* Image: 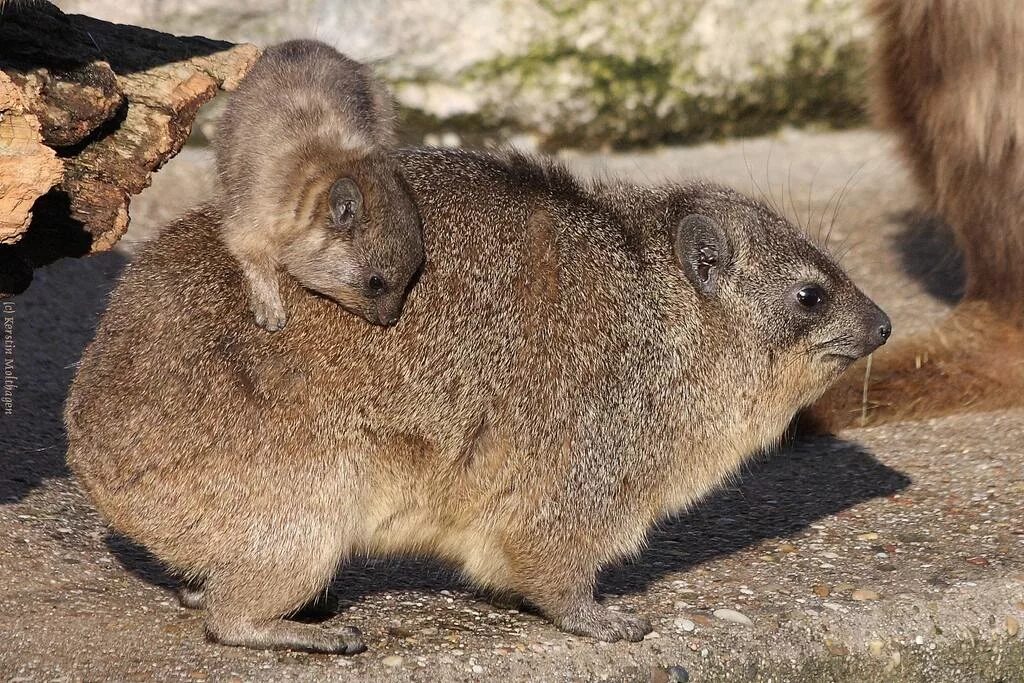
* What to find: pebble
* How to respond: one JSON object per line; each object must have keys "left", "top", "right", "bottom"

{"left": 851, "top": 589, "right": 881, "bottom": 601}
{"left": 868, "top": 640, "right": 885, "bottom": 657}
{"left": 712, "top": 608, "right": 753, "bottom": 626}
{"left": 666, "top": 665, "right": 690, "bottom": 682}
{"left": 812, "top": 584, "right": 831, "bottom": 598}
{"left": 674, "top": 618, "right": 696, "bottom": 632}
{"left": 857, "top": 532, "right": 879, "bottom": 541}
{"left": 381, "top": 655, "right": 404, "bottom": 668}
{"left": 1007, "top": 616, "right": 1020, "bottom": 637}
{"left": 471, "top": 665, "right": 484, "bottom": 674}
{"left": 778, "top": 543, "right": 798, "bottom": 553}
{"left": 644, "top": 631, "right": 661, "bottom": 640}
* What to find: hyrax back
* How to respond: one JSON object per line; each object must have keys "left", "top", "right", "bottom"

{"left": 66, "top": 148, "right": 889, "bottom": 653}
{"left": 215, "top": 39, "right": 422, "bottom": 331}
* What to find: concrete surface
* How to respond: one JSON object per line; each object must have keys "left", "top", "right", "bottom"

{"left": 1, "top": 129, "right": 1021, "bottom": 681}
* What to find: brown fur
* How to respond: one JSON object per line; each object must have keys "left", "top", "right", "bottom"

{"left": 65, "top": 148, "right": 888, "bottom": 653}
{"left": 806, "top": 0, "right": 1024, "bottom": 430}
{"left": 215, "top": 39, "right": 423, "bottom": 331}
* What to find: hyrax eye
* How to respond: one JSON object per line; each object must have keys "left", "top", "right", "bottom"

{"left": 367, "top": 275, "right": 386, "bottom": 294}
{"left": 796, "top": 285, "right": 826, "bottom": 309}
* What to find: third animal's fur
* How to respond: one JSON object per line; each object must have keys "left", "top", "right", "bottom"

{"left": 869, "top": 0, "right": 1024, "bottom": 323}
{"left": 215, "top": 39, "right": 424, "bottom": 331}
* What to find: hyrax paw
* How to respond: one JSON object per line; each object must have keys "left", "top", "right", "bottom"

{"left": 556, "top": 604, "right": 652, "bottom": 642}
{"left": 250, "top": 298, "right": 287, "bottom": 332}
{"left": 300, "top": 625, "right": 365, "bottom": 654}
{"left": 178, "top": 586, "right": 205, "bottom": 610}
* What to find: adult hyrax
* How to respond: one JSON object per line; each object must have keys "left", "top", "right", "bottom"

{"left": 66, "top": 148, "right": 891, "bottom": 653}
{"left": 215, "top": 39, "right": 423, "bottom": 331}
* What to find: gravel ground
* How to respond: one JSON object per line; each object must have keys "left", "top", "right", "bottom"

{"left": 1, "top": 129, "right": 1021, "bottom": 682}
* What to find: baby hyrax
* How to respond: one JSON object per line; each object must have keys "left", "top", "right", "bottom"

{"left": 215, "top": 39, "right": 423, "bottom": 331}
{"left": 66, "top": 148, "right": 891, "bottom": 655}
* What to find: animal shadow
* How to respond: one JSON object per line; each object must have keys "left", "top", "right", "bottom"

{"left": 0, "top": 249, "right": 126, "bottom": 503}
{"left": 891, "top": 209, "right": 964, "bottom": 304}
{"left": 601, "top": 435, "right": 911, "bottom": 594}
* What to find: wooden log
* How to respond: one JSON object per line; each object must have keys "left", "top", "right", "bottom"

{"left": 0, "top": 0, "right": 258, "bottom": 295}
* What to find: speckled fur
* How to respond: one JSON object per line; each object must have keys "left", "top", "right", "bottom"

{"left": 66, "top": 148, "right": 886, "bottom": 652}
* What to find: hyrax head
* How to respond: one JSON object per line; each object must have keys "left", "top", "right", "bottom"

{"left": 669, "top": 184, "right": 891, "bottom": 407}
{"left": 281, "top": 151, "right": 424, "bottom": 326}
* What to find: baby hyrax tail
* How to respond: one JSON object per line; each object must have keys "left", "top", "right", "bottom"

{"left": 215, "top": 39, "right": 423, "bottom": 331}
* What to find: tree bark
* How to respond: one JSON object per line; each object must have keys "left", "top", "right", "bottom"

{"left": 0, "top": 0, "right": 258, "bottom": 295}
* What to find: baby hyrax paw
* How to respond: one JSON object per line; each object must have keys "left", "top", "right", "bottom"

{"left": 557, "top": 603, "right": 653, "bottom": 642}
{"left": 249, "top": 292, "right": 287, "bottom": 332}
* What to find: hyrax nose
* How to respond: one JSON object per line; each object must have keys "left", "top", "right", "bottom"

{"left": 866, "top": 307, "right": 892, "bottom": 352}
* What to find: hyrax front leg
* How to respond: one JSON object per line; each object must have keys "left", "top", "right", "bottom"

{"left": 508, "top": 549, "right": 652, "bottom": 642}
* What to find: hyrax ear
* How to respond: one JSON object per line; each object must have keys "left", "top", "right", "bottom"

{"left": 328, "top": 177, "right": 364, "bottom": 231}
{"left": 672, "top": 214, "right": 732, "bottom": 295}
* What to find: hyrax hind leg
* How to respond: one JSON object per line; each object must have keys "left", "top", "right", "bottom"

{"left": 201, "top": 556, "right": 364, "bottom": 654}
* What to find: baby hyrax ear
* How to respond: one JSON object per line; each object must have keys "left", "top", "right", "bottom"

{"left": 329, "top": 177, "right": 364, "bottom": 232}
{"left": 673, "top": 214, "right": 732, "bottom": 295}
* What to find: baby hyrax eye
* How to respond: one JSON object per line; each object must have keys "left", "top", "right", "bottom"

{"left": 367, "top": 274, "right": 387, "bottom": 295}
{"left": 795, "top": 284, "right": 827, "bottom": 311}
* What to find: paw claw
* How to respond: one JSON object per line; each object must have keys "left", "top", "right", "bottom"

{"left": 250, "top": 298, "right": 287, "bottom": 332}
{"left": 556, "top": 603, "right": 653, "bottom": 642}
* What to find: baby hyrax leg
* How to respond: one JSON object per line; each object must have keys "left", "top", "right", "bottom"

{"left": 236, "top": 250, "right": 287, "bottom": 332}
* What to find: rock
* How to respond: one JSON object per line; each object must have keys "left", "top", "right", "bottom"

{"left": 712, "top": 608, "right": 753, "bottom": 626}
{"left": 665, "top": 665, "right": 690, "bottom": 683}
{"left": 57, "top": 0, "right": 870, "bottom": 150}
{"left": 1007, "top": 616, "right": 1020, "bottom": 637}
{"left": 381, "top": 655, "right": 404, "bottom": 668}
{"left": 868, "top": 640, "right": 885, "bottom": 657}
{"left": 851, "top": 588, "right": 881, "bottom": 602}
{"left": 812, "top": 584, "right": 831, "bottom": 598}
{"left": 674, "top": 618, "right": 697, "bottom": 632}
